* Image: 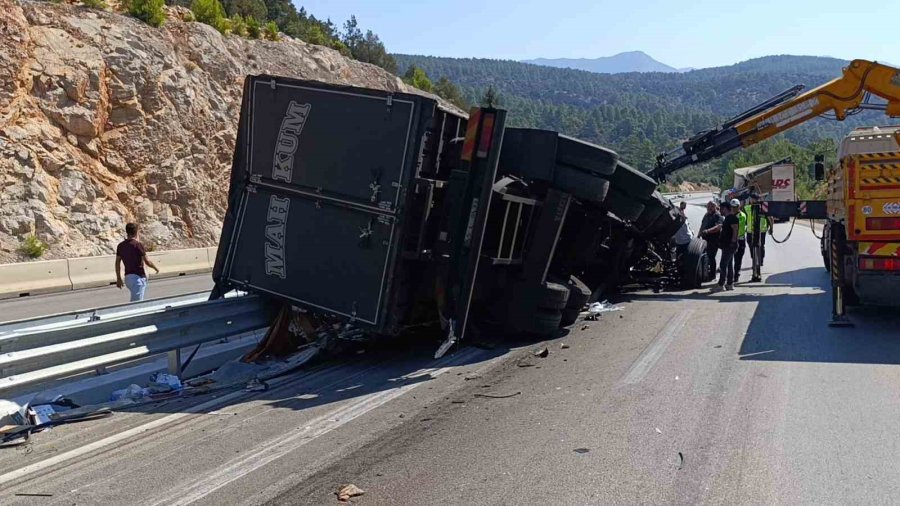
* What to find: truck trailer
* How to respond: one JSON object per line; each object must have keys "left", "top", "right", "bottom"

{"left": 210, "top": 75, "right": 699, "bottom": 351}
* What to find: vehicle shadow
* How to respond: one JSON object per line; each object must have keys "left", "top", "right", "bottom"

{"left": 737, "top": 267, "right": 900, "bottom": 364}
{"left": 620, "top": 266, "right": 900, "bottom": 365}
{"left": 110, "top": 331, "right": 524, "bottom": 417}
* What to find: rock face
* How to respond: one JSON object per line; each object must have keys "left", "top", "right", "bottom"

{"left": 0, "top": 0, "right": 437, "bottom": 262}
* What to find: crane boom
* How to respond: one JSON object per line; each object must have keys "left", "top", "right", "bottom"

{"left": 651, "top": 59, "right": 900, "bottom": 180}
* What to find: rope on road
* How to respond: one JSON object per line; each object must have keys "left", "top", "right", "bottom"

{"left": 770, "top": 217, "right": 797, "bottom": 244}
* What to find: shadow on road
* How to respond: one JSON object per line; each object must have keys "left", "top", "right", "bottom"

{"left": 738, "top": 267, "right": 900, "bottom": 364}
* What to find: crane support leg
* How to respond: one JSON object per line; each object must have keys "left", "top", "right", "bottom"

{"left": 828, "top": 224, "right": 854, "bottom": 327}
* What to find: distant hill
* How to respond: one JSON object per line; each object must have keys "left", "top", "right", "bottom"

{"left": 523, "top": 51, "right": 679, "bottom": 74}
{"left": 393, "top": 54, "right": 897, "bottom": 185}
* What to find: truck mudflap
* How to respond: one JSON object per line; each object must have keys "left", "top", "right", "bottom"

{"left": 212, "top": 75, "right": 436, "bottom": 333}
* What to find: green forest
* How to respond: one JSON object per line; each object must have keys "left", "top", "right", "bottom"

{"left": 394, "top": 54, "right": 899, "bottom": 194}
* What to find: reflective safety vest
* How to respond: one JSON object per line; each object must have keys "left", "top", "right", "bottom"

{"left": 745, "top": 204, "right": 769, "bottom": 233}
{"left": 736, "top": 210, "right": 747, "bottom": 238}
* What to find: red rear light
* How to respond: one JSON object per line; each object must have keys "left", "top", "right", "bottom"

{"left": 866, "top": 217, "right": 900, "bottom": 231}
{"left": 476, "top": 113, "right": 495, "bottom": 159}
{"left": 859, "top": 256, "right": 900, "bottom": 271}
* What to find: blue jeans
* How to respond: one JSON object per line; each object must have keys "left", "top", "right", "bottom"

{"left": 124, "top": 274, "right": 147, "bottom": 301}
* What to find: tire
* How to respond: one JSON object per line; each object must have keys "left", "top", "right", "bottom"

{"left": 507, "top": 307, "right": 563, "bottom": 337}
{"left": 604, "top": 161, "right": 657, "bottom": 199}
{"left": 556, "top": 135, "right": 618, "bottom": 176}
{"left": 564, "top": 276, "right": 591, "bottom": 310}
{"left": 602, "top": 189, "right": 645, "bottom": 222}
{"left": 509, "top": 280, "right": 570, "bottom": 310}
{"left": 681, "top": 238, "right": 707, "bottom": 288}
{"left": 553, "top": 165, "right": 611, "bottom": 203}
{"left": 560, "top": 307, "right": 581, "bottom": 327}
{"left": 634, "top": 192, "right": 668, "bottom": 231}
{"left": 497, "top": 128, "right": 557, "bottom": 182}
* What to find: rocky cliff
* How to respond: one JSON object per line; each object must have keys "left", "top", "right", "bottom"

{"left": 0, "top": 0, "right": 434, "bottom": 262}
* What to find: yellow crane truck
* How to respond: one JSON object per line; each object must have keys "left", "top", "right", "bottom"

{"left": 650, "top": 59, "right": 900, "bottom": 326}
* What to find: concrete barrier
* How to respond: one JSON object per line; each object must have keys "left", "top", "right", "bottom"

{"left": 205, "top": 246, "right": 219, "bottom": 270}
{"left": 68, "top": 254, "right": 117, "bottom": 290}
{"left": 0, "top": 259, "right": 72, "bottom": 299}
{"left": 147, "top": 248, "right": 211, "bottom": 279}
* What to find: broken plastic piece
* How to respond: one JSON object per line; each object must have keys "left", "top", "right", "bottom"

{"left": 337, "top": 484, "right": 365, "bottom": 502}
{"left": 534, "top": 347, "right": 549, "bottom": 358}
{"left": 560, "top": 343, "right": 570, "bottom": 349}
{"left": 573, "top": 448, "right": 590, "bottom": 454}
{"left": 587, "top": 300, "right": 624, "bottom": 315}
{"left": 109, "top": 384, "right": 149, "bottom": 402}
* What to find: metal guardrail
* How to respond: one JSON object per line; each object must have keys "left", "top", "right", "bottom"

{"left": 0, "top": 295, "right": 270, "bottom": 392}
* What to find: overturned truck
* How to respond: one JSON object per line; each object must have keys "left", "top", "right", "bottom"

{"left": 211, "top": 76, "right": 704, "bottom": 347}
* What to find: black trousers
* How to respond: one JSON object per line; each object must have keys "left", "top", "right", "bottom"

{"left": 704, "top": 234, "right": 720, "bottom": 278}
{"left": 734, "top": 238, "right": 746, "bottom": 278}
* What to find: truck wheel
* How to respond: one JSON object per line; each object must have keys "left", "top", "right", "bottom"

{"left": 553, "top": 165, "right": 610, "bottom": 203}
{"left": 602, "top": 189, "right": 645, "bottom": 222}
{"left": 559, "top": 276, "right": 590, "bottom": 326}
{"left": 603, "top": 161, "right": 657, "bottom": 199}
{"left": 509, "top": 280, "right": 571, "bottom": 311}
{"left": 681, "top": 238, "right": 707, "bottom": 288}
{"left": 634, "top": 192, "right": 667, "bottom": 231}
{"left": 556, "top": 135, "right": 618, "bottom": 176}
{"left": 508, "top": 308, "right": 563, "bottom": 337}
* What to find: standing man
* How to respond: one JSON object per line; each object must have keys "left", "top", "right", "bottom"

{"left": 747, "top": 194, "right": 772, "bottom": 281}
{"left": 115, "top": 222, "right": 159, "bottom": 302}
{"left": 699, "top": 201, "right": 723, "bottom": 280}
{"left": 678, "top": 200, "right": 688, "bottom": 216}
{"left": 732, "top": 198, "right": 747, "bottom": 283}
{"left": 711, "top": 201, "right": 739, "bottom": 292}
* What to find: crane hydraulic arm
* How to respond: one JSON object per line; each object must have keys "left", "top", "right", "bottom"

{"left": 651, "top": 59, "right": 900, "bottom": 180}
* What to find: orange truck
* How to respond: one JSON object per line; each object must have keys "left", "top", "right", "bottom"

{"left": 821, "top": 126, "right": 900, "bottom": 322}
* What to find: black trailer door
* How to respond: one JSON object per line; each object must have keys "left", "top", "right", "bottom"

{"left": 246, "top": 79, "right": 417, "bottom": 209}
{"left": 218, "top": 76, "right": 434, "bottom": 328}
{"left": 226, "top": 186, "right": 394, "bottom": 324}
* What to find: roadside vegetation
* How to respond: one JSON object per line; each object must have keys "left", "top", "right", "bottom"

{"left": 19, "top": 234, "right": 48, "bottom": 259}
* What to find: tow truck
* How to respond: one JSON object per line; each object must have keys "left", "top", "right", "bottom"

{"left": 651, "top": 59, "right": 900, "bottom": 325}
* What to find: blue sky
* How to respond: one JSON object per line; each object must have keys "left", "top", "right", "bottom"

{"left": 300, "top": 0, "right": 896, "bottom": 69}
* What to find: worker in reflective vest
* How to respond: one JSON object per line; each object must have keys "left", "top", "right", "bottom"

{"left": 732, "top": 198, "right": 747, "bottom": 282}
{"left": 746, "top": 194, "right": 772, "bottom": 281}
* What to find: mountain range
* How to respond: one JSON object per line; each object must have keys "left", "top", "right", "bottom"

{"left": 394, "top": 54, "right": 898, "bottom": 184}
{"left": 523, "top": 51, "right": 691, "bottom": 74}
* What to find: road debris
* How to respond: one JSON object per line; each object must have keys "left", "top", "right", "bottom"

{"left": 464, "top": 374, "right": 483, "bottom": 381}
{"left": 14, "top": 493, "right": 53, "bottom": 497}
{"left": 573, "top": 448, "right": 591, "bottom": 454}
{"left": 148, "top": 372, "right": 183, "bottom": 393}
{"left": 655, "top": 427, "right": 662, "bottom": 434}
{"left": 474, "top": 392, "right": 521, "bottom": 399}
{"left": 581, "top": 325, "right": 590, "bottom": 331}
{"left": 336, "top": 484, "right": 365, "bottom": 502}
{"left": 534, "top": 347, "right": 550, "bottom": 358}
{"left": 516, "top": 360, "right": 536, "bottom": 368}
{"left": 245, "top": 379, "right": 269, "bottom": 392}
{"left": 582, "top": 300, "right": 623, "bottom": 321}
{"left": 560, "top": 343, "right": 570, "bottom": 349}
{"left": 0, "top": 400, "right": 27, "bottom": 426}
{"left": 676, "top": 452, "right": 684, "bottom": 469}
{"left": 109, "top": 384, "right": 149, "bottom": 402}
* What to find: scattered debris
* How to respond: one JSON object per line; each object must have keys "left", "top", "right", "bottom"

{"left": 714, "top": 345, "right": 722, "bottom": 348}
{"left": 336, "top": 484, "right": 365, "bottom": 502}
{"left": 582, "top": 300, "right": 624, "bottom": 321}
{"left": 573, "top": 448, "right": 590, "bottom": 454}
{"left": 28, "top": 405, "right": 56, "bottom": 426}
{"left": 655, "top": 427, "right": 662, "bottom": 434}
{"left": 148, "top": 373, "right": 183, "bottom": 393}
{"left": 516, "top": 360, "right": 536, "bottom": 368}
{"left": 474, "top": 392, "right": 521, "bottom": 399}
{"left": 534, "top": 347, "right": 549, "bottom": 358}
{"left": 560, "top": 343, "right": 570, "bottom": 349}
{"left": 245, "top": 379, "right": 269, "bottom": 392}
{"left": 14, "top": 493, "right": 53, "bottom": 497}
{"left": 676, "top": 452, "right": 684, "bottom": 469}
{"left": 581, "top": 325, "right": 590, "bottom": 331}
{"left": 0, "top": 400, "right": 27, "bottom": 426}
{"left": 109, "top": 384, "right": 149, "bottom": 402}
{"left": 207, "top": 411, "right": 237, "bottom": 416}
{"left": 464, "top": 374, "right": 482, "bottom": 381}
{"left": 451, "top": 400, "right": 466, "bottom": 404}
{"left": 675, "top": 376, "right": 679, "bottom": 380}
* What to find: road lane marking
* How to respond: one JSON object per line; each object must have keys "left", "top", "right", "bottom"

{"left": 621, "top": 309, "right": 693, "bottom": 385}
{"left": 146, "top": 347, "right": 485, "bottom": 506}
{"left": 0, "top": 361, "right": 349, "bottom": 487}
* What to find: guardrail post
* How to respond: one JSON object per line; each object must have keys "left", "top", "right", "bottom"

{"left": 168, "top": 349, "right": 183, "bottom": 377}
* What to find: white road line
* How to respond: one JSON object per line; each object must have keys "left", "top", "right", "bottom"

{"left": 621, "top": 309, "right": 693, "bottom": 385}
{"left": 146, "top": 347, "right": 484, "bottom": 506}
{"left": 0, "top": 362, "right": 339, "bottom": 487}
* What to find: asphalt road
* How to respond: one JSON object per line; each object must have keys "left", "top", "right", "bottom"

{"left": 4, "top": 195, "right": 900, "bottom": 505}
{"left": 0, "top": 273, "right": 214, "bottom": 322}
